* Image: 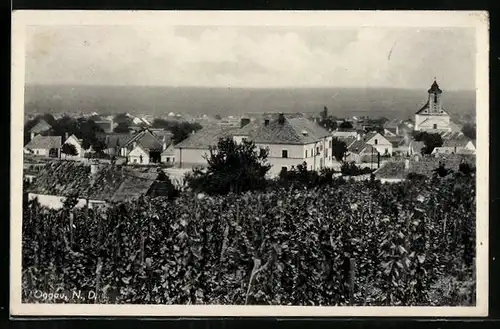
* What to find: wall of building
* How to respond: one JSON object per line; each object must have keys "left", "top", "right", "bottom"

{"left": 27, "top": 193, "right": 104, "bottom": 210}
{"left": 31, "top": 148, "right": 49, "bottom": 157}
{"left": 415, "top": 114, "right": 451, "bottom": 132}
{"left": 175, "top": 148, "right": 210, "bottom": 169}
{"left": 128, "top": 147, "right": 150, "bottom": 164}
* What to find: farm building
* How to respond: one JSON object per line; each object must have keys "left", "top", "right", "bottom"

{"left": 24, "top": 135, "right": 62, "bottom": 158}
{"left": 25, "top": 161, "right": 172, "bottom": 209}
{"left": 362, "top": 132, "right": 393, "bottom": 156}
{"left": 124, "top": 130, "right": 167, "bottom": 164}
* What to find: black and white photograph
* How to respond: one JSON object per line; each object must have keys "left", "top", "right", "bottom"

{"left": 10, "top": 11, "right": 489, "bottom": 317}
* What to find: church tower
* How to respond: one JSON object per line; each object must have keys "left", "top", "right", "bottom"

{"left": 414, "top": 79, "right": 451, "bottom": 132}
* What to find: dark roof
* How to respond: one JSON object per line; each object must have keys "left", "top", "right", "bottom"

{"left": 125, "top": 130, "right": 164, "bottom": 152}
{"left": 244, "top": 115, "right": 330, "bottom": 145}
{"left": 386, "top": 136, "right": 405, "bottom": 147}
{"left": 100, "top": 133, "right": 134, "bottom": 149}
{"left": 428, "top": 80, "right": 442, "bottom": 94}
{"left": 26, "top": 161, "right": 160, "bottom": 201}
{"left": 175, "top": 127, "right": 238, "bottom": 149}
{"left": 29, "top": 119, "right": 52, "bottom": 133}
{"left": 25, "top": 135, "right": 62, "bottom": 149}
{"left": 442, "top": 138, "right": 473, "bottom": 148}
{"left": 347, "top": 140, "right": 377, "bottom": 154}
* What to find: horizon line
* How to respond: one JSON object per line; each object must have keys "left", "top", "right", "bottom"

{"left": 24, "top": 83, "right": 476, "bottom": 93}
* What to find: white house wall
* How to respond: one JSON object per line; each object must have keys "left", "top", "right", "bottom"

{"left": 64, "top": 136, "right": 83, "bottom": 159}
{"left": 28, "top": 193, "right": 94, "bottom": 210}
{"left": 415, "top": 115, "right": 451, "bottom": 132}
{"left": 128, "top": 147, "right": 150, "bottom": 164}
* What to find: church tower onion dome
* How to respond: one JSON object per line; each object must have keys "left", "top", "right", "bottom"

{"left": 428, "top": 80, "right": 442, "bottom": 94}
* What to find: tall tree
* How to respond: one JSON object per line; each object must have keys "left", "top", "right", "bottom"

{"left": 185, "top": 137, "right": 271, "bottom": 195}
{"left": 332, "top": 138, "right": 348, "bottom": 162}
{"left": 461, "top": 123, "right": 476, "bottom": 140}
{"left": 339, "top": 121, "right": 353, "bottom": 129}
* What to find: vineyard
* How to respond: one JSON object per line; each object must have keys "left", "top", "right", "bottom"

{"left": 22, "top": 174, "right": 476, "bottom": 306}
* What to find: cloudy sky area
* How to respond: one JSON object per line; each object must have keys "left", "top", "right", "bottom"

{"left": 25, "top": 26, "right": 476, "bottom": 90}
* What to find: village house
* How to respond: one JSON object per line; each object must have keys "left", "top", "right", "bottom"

{"left": 174, "top": 126, "right": 238, "bottom": 169}
{"left": 362, "top": 132, "right": 393, "bottom": 156}
{"left": 25, "top": 161, "right": 172, "bottom": 209}
{"left": 61, "top": 133, "right": 84, "bottom": 159}
{"left": 98, "top": 133, "right": 134, "bottom": 157}
{"left": 161, "top": 144, "right": 176, "bottom": 165}
{"left": 386, "top": 136, "right": 407, "bottom": 155}
{"left": 24, "top": 135, "right": 62, "bottom": 158}
{"left": 124, "top": 130, "right": 167, "bottom": 165}
{"left": 345, "top": 140, "right": 378, "bottom": 163}
{"left": 432, "top": 138, "right": 476, "bottom": 155}
{"left": 28, "top": 119, "right": 52, "bottom": 141}
{"left": 233, "top": 113, "right": 333, "bottom": 176}
{"left": 332, "top": 128, "right": 360, "bottom": 140}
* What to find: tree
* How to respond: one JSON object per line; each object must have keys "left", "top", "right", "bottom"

{"left": 339, "top": 121, "right": 353, "bottom": 129}
{"left": 461, "top": 123, "right": 476, "bottom": 140}
{"left": 332, "top": 138, "right": 348, "bottom": 162}
{"left": 319, "top": 118, "right": 337, "bottom": 131}
{"left": 114, "top": 122, "right": 130, "bottom": 133}
{"left": 185, "top": 137, "right": 271, "bottom": 195}
{"left": 414, "top": 132, "right": 443, "bottom": 154}
{"left": 61, "top": 143, "right": 78, "bottom": 157}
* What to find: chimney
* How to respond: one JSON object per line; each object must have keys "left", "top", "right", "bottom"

{"left": 90, "top": 162, "right": 99, "bottom": 175}
{"left": 278, "top": 113, "right": 285, "bottom": 125}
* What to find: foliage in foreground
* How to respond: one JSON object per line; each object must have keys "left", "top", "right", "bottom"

{"left": 22, "top": 175, "right": 475, "bottom": 306}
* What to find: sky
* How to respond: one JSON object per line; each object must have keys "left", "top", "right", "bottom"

{"left": 25, "top": 25, "right": 476, "bottom": 90}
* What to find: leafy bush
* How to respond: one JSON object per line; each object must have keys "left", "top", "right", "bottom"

{"left": 276, "top": 162, "right": 339, "bottom": 188}
{"left": 22, "top": 175, "right": 475, "bottom": 306}
{"left": 341, "top": 161, "right": 374, "bottom": 176}
{"left": 185, "top": 138, "right": 271, "bottom": 195}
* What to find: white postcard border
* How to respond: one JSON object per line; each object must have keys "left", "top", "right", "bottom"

{"left": 10, "top": 10, "right": 490, "bottom": 317}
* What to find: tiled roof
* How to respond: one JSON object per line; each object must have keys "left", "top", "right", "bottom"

{"left": 25, "top": 135, "right": 62, "bottom": 149}
{"left": 347, "top": 140, "right": 377, "bottom": 155}
{"left": 29, "top": 119, "right": 52, "bottom": 133}
{"left": 161, "top": 144, "right": 175, "bottom": 156}
{"left": 125, "top": 130, "right": 163, "bottom": 152}
{"left": 442, "top": 139, "right": 472, "bottom": 148}
{"left": 174, "top": 127, "right": 238, "bottom": 149}
{"left": 99, "top": 133, "right": 134, "bottom": 149}
{"left": 26, "top": 161, "right": 160, "bottom": 201}
{"left": 386, "top": 136, "right": 405, "bottom": 147}
{"left": 244, "top": 116, "right": 330, "bottom": 145}
{"left": 375, "top": 154, "right": 475, "bottom": 179}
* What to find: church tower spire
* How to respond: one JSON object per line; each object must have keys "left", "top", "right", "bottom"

{"left": 427, "top": 78, "right": 443, "bottom": 113}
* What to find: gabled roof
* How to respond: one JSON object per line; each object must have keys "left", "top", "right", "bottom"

{"left": 348, "top": 140, "right": 377, "bottom": 155}
{"left": 29, "top": 119, "right": 52, "bottom": 134}
{"left": 65, "top": 134, "right": 83, "bottom": 145}
{"left": 25, "top": 135, "right": 62, "bottom": 149}
{"left": 125, "top": 130, "right": 163, "bottom": 152}
{"left": 245, "top": 115, "right": 330, "bottom": 145}
{"left": 161, "top": 144, "right": 175, "bottom": 156}
{"left": 175, "top": 127, "right": 237, "bottom": 149}
{"left": 386, "top": 136, "right": 405, "bottom": 147}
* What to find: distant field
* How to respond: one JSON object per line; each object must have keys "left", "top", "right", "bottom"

{"left": 24, "top": 84, "right": 476, "bottom": 120}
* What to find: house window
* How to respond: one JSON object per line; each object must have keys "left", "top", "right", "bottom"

{"left": 166, "top": 157, "right": 170, "bottom": 163}
{"left": 305, "top": 150, "right": 308, "bottom": 158}
{"left": 242, "top": 138, "right": 247, "bottom": 142}
{"left": 433, "top": 124, "right": 437, "bottom": 129}
{"left": 316, "top": 147, "right": 320, "bottom": 155}
{"left": 133, "top": 159, "right": 137, "bottom": 163}
{"left": 282, "top": 149, "right": 288, "bottom": 158}
{"left": 260, "top": 148, "right": 266, "bottom": 157}
{"left": 374, "top": 139, "right": 378, "bottom": 145}
{"left": 329, "top": 140, "right": 332, "bottom": 148}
